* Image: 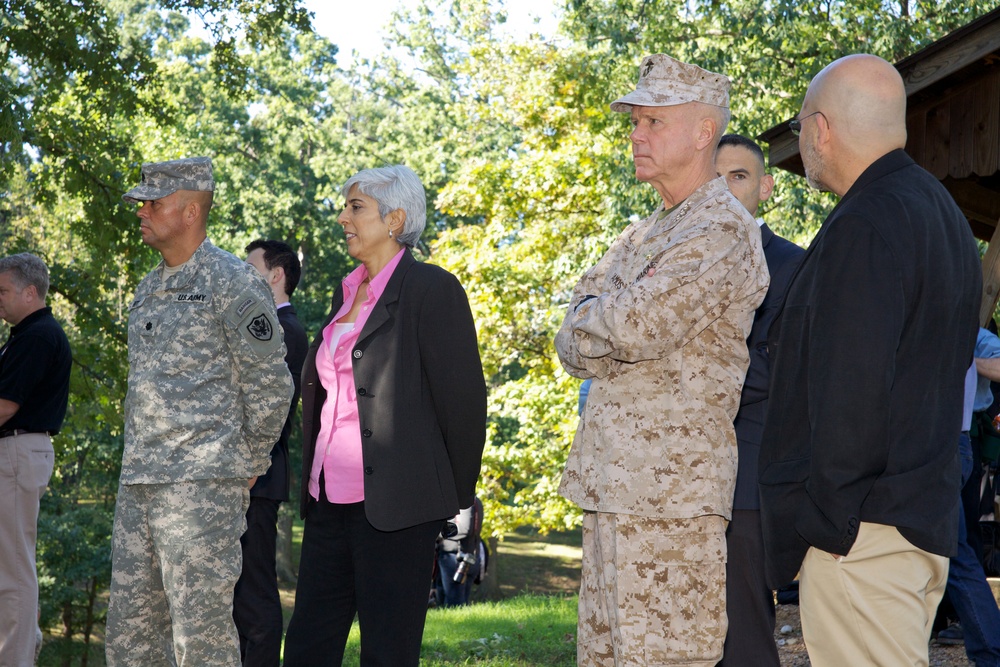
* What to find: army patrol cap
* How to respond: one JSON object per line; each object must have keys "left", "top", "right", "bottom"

{"left": 122, "top": 157, "right": 215, "bottom": 204}
{"left": 610, "top": 54, "right": 730, "bottom": 113}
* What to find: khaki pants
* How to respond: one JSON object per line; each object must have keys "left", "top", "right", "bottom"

{"left": 0, "top": 432, "right": 54, "bottom": 667}
{"left": 578, "top": 511, "right": 727, "bottom": 667}
{"left": 800, "top": 521, "right": 948, "bottom": 667}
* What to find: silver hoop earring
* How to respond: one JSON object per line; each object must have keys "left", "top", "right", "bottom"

{"left": 389, "top": 230, "right": 393, "bottom": 238}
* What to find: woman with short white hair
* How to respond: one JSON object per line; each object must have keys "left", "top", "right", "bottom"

{"left": 283, "top": 165, "right": 487, "bottom": 666}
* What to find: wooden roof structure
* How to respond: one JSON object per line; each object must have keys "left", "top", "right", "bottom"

{"left": 758, "top": 7, "right": 1000, "bottom": 324}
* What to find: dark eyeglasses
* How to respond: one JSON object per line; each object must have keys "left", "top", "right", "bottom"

{"left": 789, "top": 111, "right": 825, "bottom": 136}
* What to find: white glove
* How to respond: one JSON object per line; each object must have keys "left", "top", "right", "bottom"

{"left": 452, "top": 506, "right": 474, "bottom": 540}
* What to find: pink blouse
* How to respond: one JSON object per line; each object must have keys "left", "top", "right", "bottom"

{"left": 308, "top": 248, "right": 406, "bottom": 504}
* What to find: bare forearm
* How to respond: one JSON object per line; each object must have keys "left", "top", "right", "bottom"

{"left": 0, "top": 398, "right": 20, "bottom": 428}
{"left": 976, "top": 356, "right": 1000, "bottom": 383}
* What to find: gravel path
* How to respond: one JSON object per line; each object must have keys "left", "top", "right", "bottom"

{"left": 775, "top": 604, "right": 971, "bottom": 666}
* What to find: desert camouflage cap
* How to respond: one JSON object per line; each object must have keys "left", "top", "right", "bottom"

{"left": 610, "top": 54, "right": 730, "bottom": 113}
{"left": 122, "top": 157, "right": 215, "bottom": 204}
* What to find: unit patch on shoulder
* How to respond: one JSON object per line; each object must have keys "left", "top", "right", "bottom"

{"left": 247, "top": 313, "right": 273, "bottom": 341}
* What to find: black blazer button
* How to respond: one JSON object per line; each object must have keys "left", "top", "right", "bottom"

{"left": 364, "top": 466, "right": 374, "bottom": 475}
{"left": 358, "top": 388, "right": 367, "bottom": 396}
{"left": 362, "top": 429, "right": 372, "bottom": 437}
{"left": 353, "top": 349, "right": 363, "bottom": 359}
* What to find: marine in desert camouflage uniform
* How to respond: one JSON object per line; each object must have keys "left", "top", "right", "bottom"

{"left": 555, "top": 55, "right": 769, "bottom": 666}
{"left": 106, "top": 157, "right": 292, "bottom": 667}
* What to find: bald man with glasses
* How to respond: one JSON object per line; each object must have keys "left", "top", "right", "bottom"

{"left": 758, "top": 54, "right": 982, "bottom": 667}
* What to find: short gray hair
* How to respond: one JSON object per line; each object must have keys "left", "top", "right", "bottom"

{"left": 0, "top": 253, "right": 49, "bottom": 300}
{"left": 700, "top": 102, "right": 731, "bottom": 147}
{"left": 341, "top": 165, "right": 427, "bottom": 248}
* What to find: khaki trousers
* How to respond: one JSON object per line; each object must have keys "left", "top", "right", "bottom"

{"left": 0, "top": 432, "right": 54, "bottom": 667}
{"left": 577, "top": 511, "right": 727, "bottom": 667}
{"left": 799, "top": 521, "right": 948, "bottom": 667}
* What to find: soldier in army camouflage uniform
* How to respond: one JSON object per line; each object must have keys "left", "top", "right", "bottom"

{"left": 555, "top": 55, "right": 769, "bottom": 666}
{"left": 106, "top": 157, "right": 293, "bottom": 667}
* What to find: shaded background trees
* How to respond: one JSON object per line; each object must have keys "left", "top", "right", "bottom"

{"left": 1, "top": 0, "right": 994, "bottom": 655}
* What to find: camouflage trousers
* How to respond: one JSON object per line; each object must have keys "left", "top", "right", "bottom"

{"left": 106, "top": 479, "right": 249, "bottom": 667}
{"left": 578, "top": 511, "right": 728, "bottom": 667}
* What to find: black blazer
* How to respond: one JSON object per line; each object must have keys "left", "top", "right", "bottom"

{"left": 298, "top": 250, "right": 487, "bottom": 531}
{"left": 758, "top": 150, "right": 981, "bottom": 588}
{"left": 732, "top": 223, "right": 804, "bottom": 511}
{"left": 252, "top": 304, "right": 308, "bottom": 501}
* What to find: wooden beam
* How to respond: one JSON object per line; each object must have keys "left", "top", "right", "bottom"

{"left": 906, "top": 107, "right": 926, "bottom": 165}
{"left": 951, "top": 88, "right": 977, "bottom": 178}
{"left": 766, "top": 131, "right": 802, "bottom": 176}
{"left": 981, "top": 218, "right": 1000, "bottom": 326}
{"left": 974, "top": 69, "right": 1000, "bottom": 176}
{"left": 943, "top": 178, "right": 1000, "bottom": 224}
{"left": 970, "top": 218, "right": 996, "bottom": 241}
{"left": 926, "top": 102, "right": 952, "bottom": 180}
{"left": 899, "top": 15, "right": 1000, "bottom": 95}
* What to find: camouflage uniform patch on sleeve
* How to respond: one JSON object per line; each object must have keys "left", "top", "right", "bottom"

{"left": 224, "top": 291, "right": 282, "bottom": 358}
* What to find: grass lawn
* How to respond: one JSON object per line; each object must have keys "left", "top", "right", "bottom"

{"left": 345, "top": 595, "right": 577, "bottom": 666}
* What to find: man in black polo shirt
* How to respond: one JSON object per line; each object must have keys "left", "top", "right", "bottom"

{"left": 0, "top": 252, "right": 71, "bottom": 665}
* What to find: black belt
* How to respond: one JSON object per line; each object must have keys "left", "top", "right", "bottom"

{"left": 0, "top": 429, "right": 50, "bottom": 439}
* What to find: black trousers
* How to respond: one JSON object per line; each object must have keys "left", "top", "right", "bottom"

{"left": 282, "top": 498, "right": 440, "bottom": 667}
{"left": 964, "top": 432, "right": 987, "bottom": 558}
{"left": 233, "top": 496, "right": 283, "bottom": 667}
{"left": 717, "top": 509, "right": 780, "bottom": 667}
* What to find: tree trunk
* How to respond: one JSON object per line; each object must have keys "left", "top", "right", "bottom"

{"left": 60, "top": 602, "right": 73, "bottom": 667}
{"left": 81, "top": 576, "right": 97, "bottom": 667}
{"left": 276, "top": 505, "right": 297, "bottom": 585}
{"left": 479, "top": 536, "right": 501, "bottom": 600}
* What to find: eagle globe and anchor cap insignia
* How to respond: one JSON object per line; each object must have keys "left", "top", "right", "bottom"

{"left": 247, "top": 313, "right": 273, "bottom": 341}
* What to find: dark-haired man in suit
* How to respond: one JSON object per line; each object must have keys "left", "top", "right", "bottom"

{"left": 237, "top": 239, "right": 308, "bottom": 667}
{"left": 715, "top": 135, "right": 803, "bottom": 667}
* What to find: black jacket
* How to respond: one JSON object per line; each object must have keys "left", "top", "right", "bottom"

{"left": 251, "top": 304, "right": 308, "bottom": 501}
{"left": 298, "top": 250, "right": 487, "bottom": 531}
{"left": 732, "top": 223, "right": 804, "bottom": 511}
{"left": 758, "top": 150, "right": 981, "bottom": 588}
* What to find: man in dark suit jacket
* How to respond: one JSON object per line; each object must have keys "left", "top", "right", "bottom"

{"left": 715, "top": 135, "right": 804, "bottom": 667}
{"left": 238, "top": 239, "right": 309, "bottom": 667}
{"left": 758, "top": 55, "right": 981, "bottom": 666}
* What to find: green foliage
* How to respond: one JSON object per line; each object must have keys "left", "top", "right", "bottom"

{"left": 562, "top": 0, "right": 997, "bottom": 241}
{"left": 37, "top": 502, "right": 113, "bottom": 647}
